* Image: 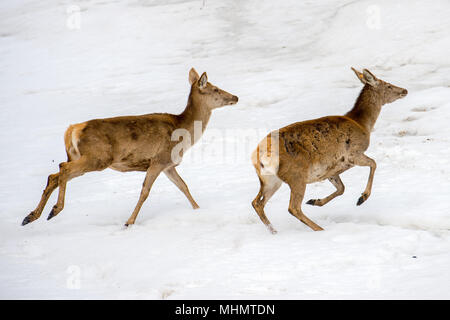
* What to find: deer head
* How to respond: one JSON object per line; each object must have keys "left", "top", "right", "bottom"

{"left": 188, "top": 68, "right": 239, "bottom": 109}
{"left": 351, "top": 67, "right": 408, "bottom": 105}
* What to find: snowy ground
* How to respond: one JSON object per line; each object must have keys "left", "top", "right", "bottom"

{"left": 1, "top": 0, "right": 450, "bottom": 299}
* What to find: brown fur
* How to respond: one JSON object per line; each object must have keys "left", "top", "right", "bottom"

{"left": 22, "top": 68, "right": 238, "bottom": 226}
{"left": 251, "top": 68, "right": 407, "bottom": 234}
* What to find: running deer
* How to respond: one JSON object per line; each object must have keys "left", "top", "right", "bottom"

{"left": 251, "top": 68, "right": 407, "bottom": 234}
{"left": 22, "top": 68, "right": 238, "bottom": 226}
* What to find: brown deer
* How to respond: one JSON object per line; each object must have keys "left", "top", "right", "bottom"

{"left": 22, "top": 68, "right": 238, "bottom": 227}
{"left": 251, "top": 68, "right": 407, "bottom": 234}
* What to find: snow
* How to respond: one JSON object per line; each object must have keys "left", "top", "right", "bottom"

{"left": 1, "top": 0, "right": 450, "bottom": 299}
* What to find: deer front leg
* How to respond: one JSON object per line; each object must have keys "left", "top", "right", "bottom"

{"left": 22, "top": 173, "right": 60, "bottom": 226}
{"left": 125, "top": 165, "right": 164, "bottom": 226}
{"left": 164, "top": 167, "right": 199, "bottom": 209}
{"left": 306, "top": 175, "right": 345, "bottom": 206}
{"left": 354, "top": 154, "right": 377, "bottom": 206}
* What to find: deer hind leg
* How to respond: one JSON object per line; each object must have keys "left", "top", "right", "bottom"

{"left": 306, "top": 175, "right": 345, "bottom": 207}
{"left": 47, "top": 156, "right": 109, "bottom": 221}
{"left": 251, "top": 174, "right": 282, "bottom": 234}
{"left": 125, "top": 165, "right": 164, "bottom": 226}
{"left": 164, "top": 166, "right": 199, "bottom": 209}
{"left": 288, "top": 181, "right": 323, "bottom": 231}
{"left": 22, "top": 173, "right": 60, "bottom": 226}
{"left": 354, "top": 154, "right": 377, "bottom": 206}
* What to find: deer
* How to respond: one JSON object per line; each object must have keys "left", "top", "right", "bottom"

{"left": 22, "top": 68, "right": 238, "bottom": 227}
{"left": 251, "top": 67, "right": 407, "bottom": 234}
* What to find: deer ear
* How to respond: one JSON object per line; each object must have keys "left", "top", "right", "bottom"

{"left": 362, "top": 69, "right": 378, "bottom": 86}
{"left": 198, "top": 72, "right": 208, "bottom": 89}
{"left": 351, "top": 67, "right": 366, "bottom": 84}
{"left": 189, "top": 68, "right": 199, "bottom": 85}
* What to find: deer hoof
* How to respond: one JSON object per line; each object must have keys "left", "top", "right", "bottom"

{"left": 306, "top": 199, "right": 316, "bottom": 206}
{"left": 21, "top": 213, "right": 34, "bottom": 226}
{"left": 47, "top": 209, "right": 57, "bottom": 220}
{"left": 268, "top": 224, "right": 278, "bottom": 235}
{"left": 357, "top": 195, "right": 367, "bottom": 206}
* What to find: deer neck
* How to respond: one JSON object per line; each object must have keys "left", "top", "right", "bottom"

{"left": 345, "top": 85, "right": 383, "bottom": 132}
{"left": 177, "top": 89, "right": 212, "bottom": 145}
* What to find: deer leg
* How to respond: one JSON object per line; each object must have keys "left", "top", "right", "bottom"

{"left": 354, "top": 154, "right": 377, "bottom": 206}
{"left": 164, "top": 167, "right": 199, "bottom": 209}
{"left": 251, "top": 174, "right": 282, "bottom": 234}
{"left": 288, "top": 182, "right": 323, "bottom": 231}
{"left": 47, "top": 157, "right": 109, "bottom": 221}
{"left": 22, "top": 173, "right": 60, "bottom": 225}
{"left": 125, "top": 165, "right": 164, "bottom": 226}
{"left": 306, "top": 175, "right": 345, "bottom": 206}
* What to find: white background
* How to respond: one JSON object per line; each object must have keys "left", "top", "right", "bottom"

{"left": 1, "top": 0, "right": 449, "bottom": 299}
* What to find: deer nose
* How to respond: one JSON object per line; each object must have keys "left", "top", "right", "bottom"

{"left": 229, "top": 95, "right": 238, "bottom": 104}
{"left": 402, "top": 89, "right": 408, "bottom": 95}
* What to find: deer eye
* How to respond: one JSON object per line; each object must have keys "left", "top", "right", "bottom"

{"left": 387, "top": 85, "right": 392, "bottom": 89}
{"left": 214, "top": 88, "right": 219, "bottom": 92}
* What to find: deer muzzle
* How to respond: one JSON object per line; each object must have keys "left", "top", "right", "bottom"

{"left": 228, "top": 95, "right": 239, "bottom": 105}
